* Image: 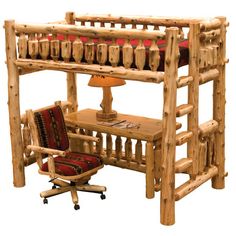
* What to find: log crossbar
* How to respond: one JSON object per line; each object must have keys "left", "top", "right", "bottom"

{"left": 15, "top": 59, "right": 165, "bottom": 83}
{"left": 15, "top": 23, "right": 166, "bottom": 40}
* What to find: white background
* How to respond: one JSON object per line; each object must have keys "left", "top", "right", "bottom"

{"left": 0, "top": 0, "right": 235, "bottom": 235}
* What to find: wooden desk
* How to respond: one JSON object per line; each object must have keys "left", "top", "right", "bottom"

{"left": 65, "top": 109, "right": 181, "bottom": 198}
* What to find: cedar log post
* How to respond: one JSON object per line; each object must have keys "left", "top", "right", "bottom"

{"left": 65, "top": 12, "right": 78, "bottom": 113}
{"left": 212, "top": 17, "right": 227, "bottom": 189}
{"left": 5, "top": 20, "right": 25, "bottom": 187}
{"left": 188, "top": 22, "right": 200, "bottom": 178}
{"left": 160, "top": 27, "right": 179, "bottom": 225}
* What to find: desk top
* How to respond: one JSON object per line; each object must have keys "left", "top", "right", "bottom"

{"left": 65, "top": 109, "right": 181, "bottom": 142}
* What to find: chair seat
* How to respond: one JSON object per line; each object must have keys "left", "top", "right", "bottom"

{"left": 41, "top": 152, "right": 103, "bottom": 176}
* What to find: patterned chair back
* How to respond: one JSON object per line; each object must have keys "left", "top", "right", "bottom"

{"left": 34, "top": 106, "right": 69, "bottom": 151}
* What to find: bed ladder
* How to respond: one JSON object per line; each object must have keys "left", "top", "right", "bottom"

{"left": 161, "top": 20, "right": 227, "bottom": 225}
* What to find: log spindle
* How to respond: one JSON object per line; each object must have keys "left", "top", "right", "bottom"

{"left": 96, "top": 132, "right": 103, "bottom": 155}
{"left": 135, "top": 139, "right": 142, "bottom": 164}
{"left": 85, "top": 38, "right": 95, "bottom": 64}
{"left": 97, "top": 39, "right": 108, "bottom": 66}
{"left": 28, "top": 33, "right": 39, "bottom": 59}
{"left": 22, "top": 124, "right": 31, "bottom": 158}
{"left": 50, "top": 34, "right": 60, "bottom": 61}
{"left": 61, "top": 35, "right": 72, "bottom": 62}
{"left": 125, "top": 138, "right": 132, "bottom": 162}
{"left": 122, "top": 39, "right": 133, "bottom": 69}
{"left": 106, "top": 134, "right": 112, "bottom": 158}
{"left": 72, "top": 36, "right": 83, "bottom": 63}
{"left": 143, "top": 24, "right": 148, "bottom": 30}
{"left": 154, "top": 25, "right": 160, "bottom": 30}
{"left": 39, "top": 34, "right": 49, "bottom": 60}
{"left": 198, "top": 140, "right": 207, "bottom": 174}
{"left": 86, "top": 130, "right": 94, "bottom": 153}
{"left": 121, "top": 23, "right": 126, "bottom": 28}
{"left": 206, "top": 135, "right": 214, "bottom": 168}
{"left": 18, "top": 33, "right": 28, "bottom": 59}
{"left": 149, "top": 40, "right": 160, "bottom": 71}
{"left": 179, "top": 27, "right": 184, "bottom": 39}
{"left": 109, "top": 38, "right": 120, "bottom": 67}
{"left": 115, "top": 136, "right": 122, "bottom": 160}
{"left": 135, "top": 39, "right": 145, "bottom": 70}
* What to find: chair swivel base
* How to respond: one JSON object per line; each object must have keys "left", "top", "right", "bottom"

{"left": 40, "top": 181, "right": 106, "bottom": 210}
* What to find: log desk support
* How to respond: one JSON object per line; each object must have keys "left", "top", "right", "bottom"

{"left": 65, "top": 109, "right": 181, "bottom": 198}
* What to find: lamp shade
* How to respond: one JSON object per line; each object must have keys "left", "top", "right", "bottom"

{"left": 88, "top": 75, "right": 126, "bottom": 87}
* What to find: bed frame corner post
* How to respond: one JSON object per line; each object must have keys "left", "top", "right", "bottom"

{"left": 65, "top": 12, "right": 78, "bottom": 113}
{"left": 212, "top": 17, "right": 227, "bottom": 189}
{"left": 5, "top": 20, "right": 25, "bottom": 187}
{"left": 160, "top": 27, "right": 179, "bottom": 225}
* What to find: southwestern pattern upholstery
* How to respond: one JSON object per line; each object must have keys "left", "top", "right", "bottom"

{"left": 34, "top": 106, "right": 69, "bottom": 151}
{"left": 41, "top": 152, "right": 102, "bottom": 176}
{"left": 34, "top": 106, "right": 102, "bottom": 176}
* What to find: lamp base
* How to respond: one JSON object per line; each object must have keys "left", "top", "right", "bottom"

{"left": 96, "top": 110, "right": 117, "bottom": 121}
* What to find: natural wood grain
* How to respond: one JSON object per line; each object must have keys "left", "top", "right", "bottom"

{"left": 65, "top": 109, "right": 181, "bottom": 142}
{"left": 175, "top": 158, "right": 192, "bottom": 173}
{"left": 199, "top": 120, "right": 218, "bottom": 138}
{"left": 5, "top": 20, "right": 25, "bottom": 187}
{"left": 176, "top": 104, "right": 193, "bottom": 117}
{"left": 212, "top": 17, "right": 226, "bottom": 189}
{"left": 175, "top": 166, "right": 218, "bottom": 200}
{"left": 160, "top": 27, "right": 179, "bottom": 226}
{"left": 15, "top": 23, "right": 166, "bottom": 40}
{"left": 187, "top": 23, "right": 200, "bottom": 178}
{"left": 146, "top": 142, "right": 155, "bottom": 199}
{"left": 15, "top": 59, "right": 165, "bottom": 84}
{"left": 176, "top": 131, "right": 193, "bottom": 146}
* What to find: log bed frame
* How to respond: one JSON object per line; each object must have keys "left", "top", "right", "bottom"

{"left": 5, "top": 12, "right": 228, "bottom": 225}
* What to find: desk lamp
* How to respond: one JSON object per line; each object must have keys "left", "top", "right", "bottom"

{"left": 88, "top": 75, "right": 126, "bottom": 121}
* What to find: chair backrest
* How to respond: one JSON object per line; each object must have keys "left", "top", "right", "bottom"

{"left": 34, "top": 105, "right": 69, "bottom": 151}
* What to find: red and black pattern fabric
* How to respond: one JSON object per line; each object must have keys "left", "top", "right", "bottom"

{"left": 34, "top": 106, "right": 69, "bottom": 151}
{"left": 48, "top": 35, "right": 189, "bottom": 71}
{"left": 41, "top": 152, "right": 102, "bottom": 176}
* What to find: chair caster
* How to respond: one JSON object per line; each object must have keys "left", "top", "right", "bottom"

{"left": 43, "top": 198, "right": 48, "bottom": 204}
{"left": 52, "top": 184, "right": 57, "bottom": 189}
{"left": 100, "top": 193, "right": 106, "bottom": 200}
{"left": 74, "top": 204, "right": 80, "bottom": 210}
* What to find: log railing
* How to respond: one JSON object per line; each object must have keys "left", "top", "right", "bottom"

{"left": 15, "top": 23, "right": 165, "bottom": 72}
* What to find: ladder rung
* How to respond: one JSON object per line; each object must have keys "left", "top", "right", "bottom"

{"left": 177, "top": 76, "right": 193, "bottom": 88}
{"left": 175, "top": 157, "right": 192, "bottom": 173}
{"left": 176, "top": 104, "right": 193, "bottom": 117}
{"left": 176, "top": 131, "right": 193, "bottom": 146}
{"left": 199, "top": 69, "right": 219, "bottom": 84}
{"left": 199, "top": 120, "right": 219, "bottom": 138}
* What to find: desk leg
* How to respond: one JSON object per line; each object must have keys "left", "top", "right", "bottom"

{"left": 154, "top": 143, "right": 162, "bottom": 191}
{"left": 146, "top": 141, "right": 155, "bottom": 199}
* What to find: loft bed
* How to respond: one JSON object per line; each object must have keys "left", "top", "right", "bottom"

{"left": 5, "top": 12, "right": 228, "bottom": 225}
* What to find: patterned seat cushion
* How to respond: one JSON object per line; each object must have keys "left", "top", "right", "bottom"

{"left": 41, "top": 152, "right": 103, "bottom": 176}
